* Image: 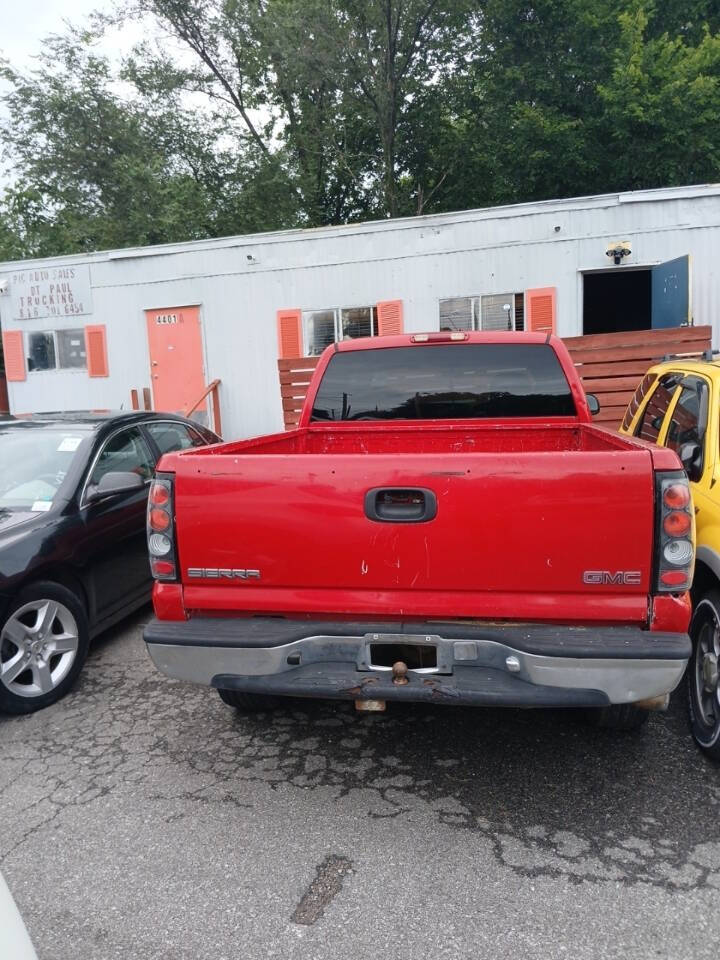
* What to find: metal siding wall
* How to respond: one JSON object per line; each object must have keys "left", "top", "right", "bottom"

{"left": 2, "top": 188, "right": 719, "bottom": 438}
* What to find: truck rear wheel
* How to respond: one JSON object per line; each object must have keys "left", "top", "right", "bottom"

{"left": 585, "top": 704, "right": 650, "bottom": 731}
{"left": 217, "top": 688, "right": 283, "bottom": 712}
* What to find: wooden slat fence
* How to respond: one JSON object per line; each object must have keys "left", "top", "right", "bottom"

{"left": 279, "top": 356, "right": 321, "bottom": 429}
{"left": 278, "top": 326, "right": 713, "bottom": 431}
{"left": 564, "top": 325, "right": 712, "bottom": 428}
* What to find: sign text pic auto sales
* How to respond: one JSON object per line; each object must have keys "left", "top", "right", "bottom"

{"left": 7, "top": 264, "right": 93, "bottom": 320}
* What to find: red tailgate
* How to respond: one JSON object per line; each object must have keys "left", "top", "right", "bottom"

{"left": 175, "top": 446, "right": 654, "bottom": 624}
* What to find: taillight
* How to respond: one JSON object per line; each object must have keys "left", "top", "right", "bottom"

{"left": 150, "top": 484, "right": 170, "bottom": 506}
{"left": 663, "top": 511, "right": 691, "bottom": 537}
{"left": 148, "top": 474, "right": 177, "bottom": 581}
{"left": 663, "top": 483, "right": 690, "bottom": 509}
{"left": 654, "top": 472, "right": 694, "bottom": 593}
{"left": 149, "top": 508, "right": 171, "bottom": 531}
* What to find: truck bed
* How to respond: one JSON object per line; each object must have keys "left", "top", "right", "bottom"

{"left": 186, "top": 421, "right": 637, "bottom": 456}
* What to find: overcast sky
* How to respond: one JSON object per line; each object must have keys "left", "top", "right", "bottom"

{"left": 2, "top": 0, "right": 109, "bottom": 67}
{"left": 0, "top": 1, "right": 148, "bottom": 189}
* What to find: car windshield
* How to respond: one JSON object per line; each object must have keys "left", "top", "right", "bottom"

{"left": 0, "top": 427, "right": 87, "bottom": 511}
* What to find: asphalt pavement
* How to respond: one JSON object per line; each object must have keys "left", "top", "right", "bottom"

{"left": 1, "top": 609, "right": 719, "bottom": 960}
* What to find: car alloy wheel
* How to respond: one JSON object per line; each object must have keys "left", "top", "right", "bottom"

{"left": 0, "top": 599, "right": 80, "bottom": 699}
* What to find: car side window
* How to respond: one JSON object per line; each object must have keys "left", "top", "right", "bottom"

{"left": 622, "top": 372, "right": 657, "bottom": 432}
{"left": 88, "top": 427, "right": 155, "bottom": 489}
{"left": 145, "top": 421, "right": 207, "bottom": 455}
{"left": 634, "top": 374, "right": 681, "bottom": 443}
{"left": 665, "top": 377, "right": 709, "bottom": 469}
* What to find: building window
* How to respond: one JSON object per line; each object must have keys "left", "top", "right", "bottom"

{"left": 303, "top": 306, "right": 379, "bottom": 356}
{"left": 439, "top": 297, "right": 475, "bottom": 331}
{"left": 27, "top": 329, "right": 87, "bottom": 372}
{"left": 341, "top": 306, "right": 376, "bottom": 340}
{"left": 439, "top": 294, "right": 523, "bottom": 332}
{"left": 57, "top": 329, "right": 87, "bottom": 369}
{"left": 28, "top": 332, "right": 57, "bottom": 371}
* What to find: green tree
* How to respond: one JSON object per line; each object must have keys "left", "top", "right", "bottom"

{"left": 0, "top": 31, "right": 299, "bottom": 259}
{"left": 3, "top": 0, "right": 720, "bottom": 260}
{"left": 131, "top": 0, "right": 474, "bottom": 220}
{"left": 425, "top": 0, "right": 720, "bottom": 212}
{"left": 598, "top": 7, "right": 720, "bottom": 189}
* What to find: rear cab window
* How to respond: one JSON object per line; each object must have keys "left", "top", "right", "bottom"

{"left": 310, "top": 343, "right": 576, "bottom": 421}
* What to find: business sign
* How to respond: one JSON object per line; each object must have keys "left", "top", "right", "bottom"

{"left": 6, "top": 264, "right": 93, "bottom": 320}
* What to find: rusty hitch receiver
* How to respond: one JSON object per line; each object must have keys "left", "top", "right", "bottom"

{"left": 354, "top": 660, "right": 409, "bottom": 712}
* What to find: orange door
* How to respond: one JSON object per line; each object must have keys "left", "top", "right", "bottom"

{"left": 146, "top": 306, "right": 206, "bottom": 415}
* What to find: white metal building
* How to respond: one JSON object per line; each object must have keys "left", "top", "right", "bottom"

{"left": 0, "top": 182, "right": 717, "bottom": 439}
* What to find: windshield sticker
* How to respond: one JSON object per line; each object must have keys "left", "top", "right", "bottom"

{"left": 31, "top": 500, "right": 53, "bottom": 512}
{"left": 58, "top": 436, "right": 82, "bottom": 452}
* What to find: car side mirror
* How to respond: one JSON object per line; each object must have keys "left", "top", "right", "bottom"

{"left": 586, "top": 393, "right": 600, "bottom": 415}
{"left": 679, "top": 442, "right": 702, "bottom": 483}
{"left": 86, "top": 471, "right": 144, "bottom": 502}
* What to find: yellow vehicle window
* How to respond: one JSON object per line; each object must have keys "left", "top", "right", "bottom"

{"left": 634, "top": 376, "right": 680, "bottom": 443}
{"left": 665, "top": 378, "right": 708, "bottom": 471}
{"left": 622, "top": 372, "right": 657, "bottom": 431}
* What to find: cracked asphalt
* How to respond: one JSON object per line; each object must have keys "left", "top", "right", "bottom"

{"left": 1, "top": 609, "right": 719, "bottom": 960}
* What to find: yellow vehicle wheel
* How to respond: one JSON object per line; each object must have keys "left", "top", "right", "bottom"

{"left": 688, "top": 589, "right": 720, "bottom": 761}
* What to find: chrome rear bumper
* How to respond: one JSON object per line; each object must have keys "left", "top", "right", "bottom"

{"left": 145, "top": 619, "right": 690, "bottom": 708}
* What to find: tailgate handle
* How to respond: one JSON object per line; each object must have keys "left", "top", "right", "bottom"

{"left": 364, "top": 487, "right": 437, "bottom": 523}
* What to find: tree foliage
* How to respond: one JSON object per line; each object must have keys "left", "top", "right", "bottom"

{"left": 1, "top": 0, "right": 719, "bottom": 259}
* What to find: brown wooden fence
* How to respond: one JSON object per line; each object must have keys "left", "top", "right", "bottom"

{"left": 564, "top": 325, "right": 712, "bottom": 428}
{"left": 278, "top": 325, "right": 713, "bottom": 431}
{"left": 279, "top": 356, "right": 321, "bottom": 429}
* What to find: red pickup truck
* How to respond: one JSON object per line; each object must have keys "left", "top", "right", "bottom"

{"left": 144, "top": 332, "right": 693, "bottom": 730}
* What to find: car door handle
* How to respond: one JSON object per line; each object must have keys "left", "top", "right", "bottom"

{"left": 364, "top": 487, "right": 437, "bottom": 523}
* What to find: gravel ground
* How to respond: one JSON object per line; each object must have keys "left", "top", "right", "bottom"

{"left": 1, "top": 608, "right": 719, "bottom": 960}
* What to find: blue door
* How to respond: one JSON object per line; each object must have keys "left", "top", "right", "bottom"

{"left": 651, "top": 255, "right": 691, "bottom": 328}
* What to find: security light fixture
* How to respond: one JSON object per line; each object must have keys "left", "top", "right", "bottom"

{"left": 606, "top": 241, "right": 632, "bottom": 265}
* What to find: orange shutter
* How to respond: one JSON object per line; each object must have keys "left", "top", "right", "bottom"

{"left": 376, "top": 299, "right": 404, "bottom": 336}
{"left": 85, "top": 325, "right": 109, "bottom": 377}
{"left": 525, "top": 287, "right": 557, "bottom": 334}
{"left": 2, "top": 330, "right": 26, "bottom": 382}
{"left": 277, "top": 309, "right": 303, "bottom": 358}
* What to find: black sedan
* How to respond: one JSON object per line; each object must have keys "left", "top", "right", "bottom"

{"left": 0, "top": 411, "right": 219, "bottom": 714}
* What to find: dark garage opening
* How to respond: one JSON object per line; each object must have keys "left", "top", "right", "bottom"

{"left": 583, "top": 270, "right": 651, "bottom": 335}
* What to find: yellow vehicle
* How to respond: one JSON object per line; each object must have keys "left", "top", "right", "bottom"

{"left": 621, "top": 354, "right": 720, "bottom": 758}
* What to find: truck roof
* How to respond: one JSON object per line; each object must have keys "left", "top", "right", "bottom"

{"left": 334, "top": 331, "right": 552, "bottom": 352}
